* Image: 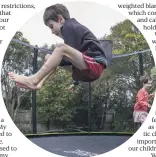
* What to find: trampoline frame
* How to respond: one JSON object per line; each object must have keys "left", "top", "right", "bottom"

{"left": 11, "top": 38, "right": 151, "bottom": 134}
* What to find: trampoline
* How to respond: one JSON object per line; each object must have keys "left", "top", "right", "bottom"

{"left": 10, "top": 39, "right": 149, "bottom": 157}
{"left": 27, "top": 133, "right": 132, "bottom": 157}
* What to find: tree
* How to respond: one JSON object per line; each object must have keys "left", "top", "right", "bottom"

{"left": 1, "top": 31, "right": 32, "bottom": 120}
{"left": 89, "top": 19, "right": 154, "bottom": 132}
{"left": 107, "top": 19, "right": 149, "bottom": 54}
{"left": 36, "top": 68, "right": 82, "bottom": 130}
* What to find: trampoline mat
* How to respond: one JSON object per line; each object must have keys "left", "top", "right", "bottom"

{"left": 29, "top": 135, "right": 130, "bottom": 157}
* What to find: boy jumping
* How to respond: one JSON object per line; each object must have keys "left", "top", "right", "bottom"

{"left": 9, "top": 3, "right": 108, "bottom": 90}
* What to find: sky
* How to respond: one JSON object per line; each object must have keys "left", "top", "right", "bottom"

{"left": 19, "top": 1, "right": 127, "bottom": 47}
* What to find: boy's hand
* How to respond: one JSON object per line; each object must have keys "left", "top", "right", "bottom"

{"left": 150, "top": 92, "right": 155, "bottom": 97}
{"left": 148, "top": 104, "right": 152, "bottom": 108}
{"left": 67, "top": 84, "right": 75, "bottom": 92}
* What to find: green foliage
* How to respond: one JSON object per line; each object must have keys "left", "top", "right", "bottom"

{"left": 1, "top": 31, "right": 33, "bottom": 113}
{"left": 94, "top": 19, "right": 154, "bottom": 132}
{"left": 36, "top": 68, "right": 82, "bottom": 128}
{"left": 150, "top": 67, "right": 156, "bottom": 92}
{"left": 151, "top": 67, "right": 156, "bottom": 76}
{"left": 106, "top": 19, "right": 149, "bottom": 54}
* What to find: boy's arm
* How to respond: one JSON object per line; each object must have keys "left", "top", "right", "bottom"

{"left": 61, "top": 23, "right": 83, "bottom": 50}
{"left": 148, "top": 92, "right": 155, "bottom": 99}
{"left": 147, "top": 104, "right": 152, "bottom": 108}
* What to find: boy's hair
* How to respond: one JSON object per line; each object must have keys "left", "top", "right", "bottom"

{"left": 43, "top": 4, "right": 70, "bottom": 25}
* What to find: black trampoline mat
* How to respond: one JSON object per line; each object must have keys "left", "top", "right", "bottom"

{"left": 29, "top": 135, "right": 130, "bottom": 157}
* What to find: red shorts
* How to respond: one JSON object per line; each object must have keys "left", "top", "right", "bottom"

{"left": 72, "top": 53, "right": 104, "bottom": 82}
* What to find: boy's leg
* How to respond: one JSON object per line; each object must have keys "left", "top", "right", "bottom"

{"left": 17, "top": 66, "right": 72, "bottom": 90}
{"left": 37, "top": 65, "right": 72, "bottom": 89}
{"left": 9, "top": 43, "right": 87, "bottom": 89}
{"left": 16, "top": 55, "right": 72, "bottom": 90}
{"left": 35, "top": 54, "right": 57, "bottom": 89}
{"left": 16, "top": 54, "right": 56, "bottom": 90}
{"left": 16, "top": 70, "right": 55, "bottom": 90}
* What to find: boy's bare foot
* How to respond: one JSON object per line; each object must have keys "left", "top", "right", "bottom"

{"left": 8, "top": 72, "right": 38, "bottom": 90}
{"left": 16, "top": 82, "right": 41, "bottom": 90}
{"left": 16, "top": 83, "right": 28, "bottom": 89}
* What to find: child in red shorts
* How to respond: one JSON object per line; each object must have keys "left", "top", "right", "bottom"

{"left": 9, "top": 4, "right": 107, "bottom": 90}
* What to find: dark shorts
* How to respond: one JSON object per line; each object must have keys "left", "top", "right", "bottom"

{"left": 72, "top": 53, "right": 104, "bottom": 82}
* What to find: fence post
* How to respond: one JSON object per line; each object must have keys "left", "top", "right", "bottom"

{"left": 88, "top": 82, "right": 91, "bottom": 134}
{"left": 32, "top": 47, "right": 38, "bottom": 134}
